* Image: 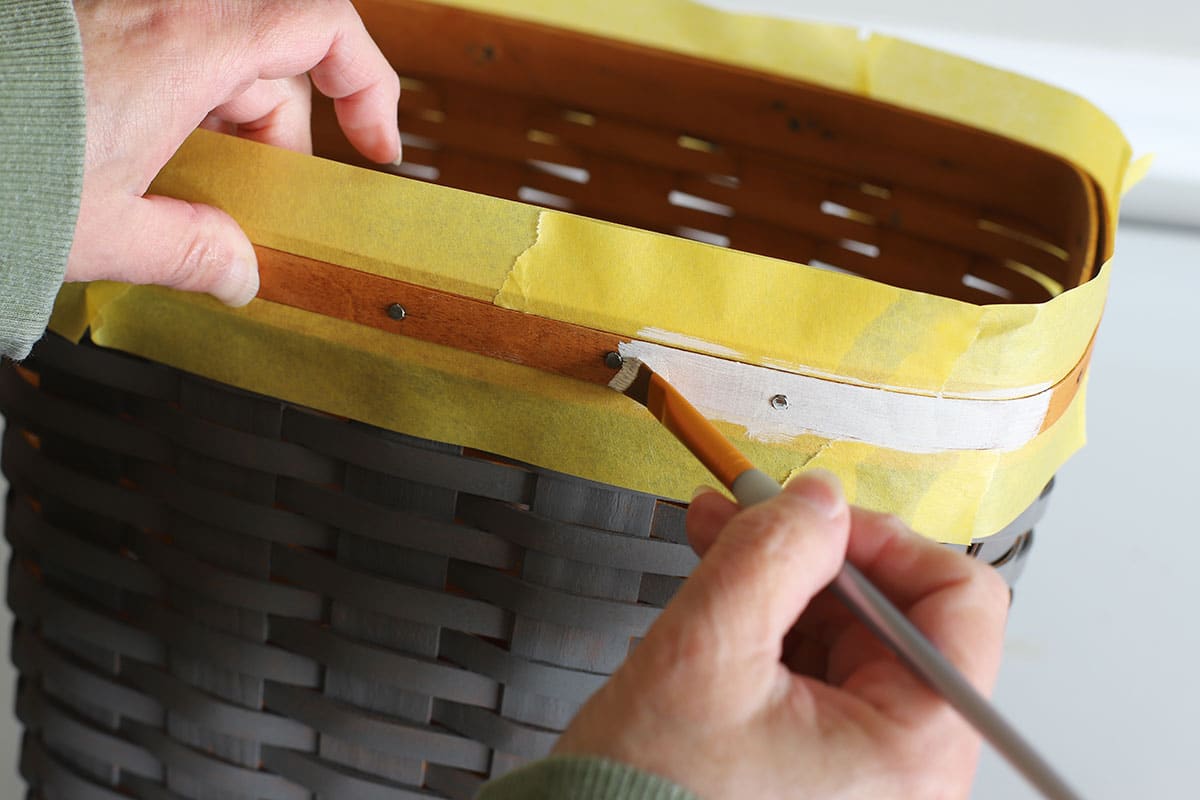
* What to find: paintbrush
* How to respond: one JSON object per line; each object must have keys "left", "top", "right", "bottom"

{"left": 609, "top": 357, "right": 1084, "bottom": 800}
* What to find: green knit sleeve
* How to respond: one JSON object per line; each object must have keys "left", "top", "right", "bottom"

{"left": 476, "top": 756, "right": 699, "bottom": 800}
{"left": 0, "top": 0, "right": 85, "bottom": 360}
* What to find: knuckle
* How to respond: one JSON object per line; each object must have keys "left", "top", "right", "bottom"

{"left": 732, "top": 498, "right": 831, "bottom": 558}
{"left": 869, "top": 511, "right": 922, "bottom": 549}
{"left": 960, "top": 542, "right": 1008, "bottom": 592}
{"left": 735, "top": 502, "right": 795, "bottom": 539}
{"left": 167, "top": 207, "right": 237, "bottom": 292}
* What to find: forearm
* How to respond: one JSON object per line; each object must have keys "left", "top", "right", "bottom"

{"left": 0, "top": 0, "right": 85, "bottom": 360}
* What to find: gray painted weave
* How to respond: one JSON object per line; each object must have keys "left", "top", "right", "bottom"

{"left": 1, "top": 335, "right": 1044, "bottom": 799}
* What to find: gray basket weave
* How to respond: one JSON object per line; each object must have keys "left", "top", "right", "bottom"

{"left": 1, "top": 334, "right": 1045, "bottom": 799}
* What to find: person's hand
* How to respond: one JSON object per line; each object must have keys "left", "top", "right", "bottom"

{"left": 554, "top": 472, "right": 1010, "bottom": 799}
{"left": 67, "top": 1, "right": 402, "bottom": 305}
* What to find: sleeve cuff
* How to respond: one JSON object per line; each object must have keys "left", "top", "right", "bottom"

{"left": 0, "top": 0, "right": 86, "bottom": 359}
{"left": 476, "top": 755, "right": 699, "bottom": 800}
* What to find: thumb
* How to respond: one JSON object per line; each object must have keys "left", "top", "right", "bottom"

{"left": 114, "top": 194, "right": 260, "bottom": 306}
{"left": 652, "top": 472, "right": 851, "bottom": 666}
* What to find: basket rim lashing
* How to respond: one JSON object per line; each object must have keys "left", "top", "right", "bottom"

{"left": 48, "top": 0, "right": 1129, "bottom": 544}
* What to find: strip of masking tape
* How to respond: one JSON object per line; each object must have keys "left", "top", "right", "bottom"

{"left": 244, "top": 244, "right": 1086, "bottom": 455}
{"left": 147, "top": 132, "right": 540, "bottom": 303}
{"left": 497, "top": 207, "right": 1112, "bottom": 396}
{"left": 42, "top": 0, "right": 1131, "bottom": 543}
{"left": 618, "top": 340, "right": 1051, "bottom": 453}
{"left": 47, "top": 280, "right": 1088, "bottom": 544}
{"left": 149, "top": 133, "right": 1110, "bottom": 398}
{"left": 797, "top": 378, "right": 1089, "bottom": 539}
{"left": 48, "top": 130, "right": 1101, "bottom": 544}
{"left": 1122, "top": 153, "right": 1156, "bottom": 196}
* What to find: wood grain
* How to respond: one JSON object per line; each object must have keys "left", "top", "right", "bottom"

{"left": 254, "top": 246, "right": 626, "bottom": 386}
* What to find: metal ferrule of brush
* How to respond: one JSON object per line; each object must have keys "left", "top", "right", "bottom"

{"left": 729, "top": 468, "right": 784, "bottom": 507}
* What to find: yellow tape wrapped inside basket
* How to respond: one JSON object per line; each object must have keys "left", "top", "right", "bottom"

{"left": 50, "top": 0, "right": 1134, "bottom": 544}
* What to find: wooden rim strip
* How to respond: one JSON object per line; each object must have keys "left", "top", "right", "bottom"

{"left": 253, "top": 246, "right": 625, "bottom": 386}
{"left": 1039, "top": 330, "right": 1097, "bottom": 435}
{"left": 254, "top": 245, "right": 1094, "bottom": 446}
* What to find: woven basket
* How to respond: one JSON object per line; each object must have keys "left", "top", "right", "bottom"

{"left": 2, "top": 334, "right": 1043, "bottom": 798}
{"left": 2, "top": 1, "right": 1108, "bottom": 797}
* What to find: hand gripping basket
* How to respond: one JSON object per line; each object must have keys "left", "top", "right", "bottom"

{"left": 2, "top": 1, "right": 1131, "bottom": 797}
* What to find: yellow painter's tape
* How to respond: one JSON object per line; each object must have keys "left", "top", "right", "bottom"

{"left": 147, "top": 134, "right": 1111, "bottom": 398}
{"left": 48, "top": 0, "right": 1133, "bottom": 542}
{"left": 49, "top": 277, "right": 1090, "bottom": 544}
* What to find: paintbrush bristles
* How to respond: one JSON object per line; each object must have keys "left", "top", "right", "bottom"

{"left": 608, "top": 357, "right": 651, "bottom": 401}
{"left": 624, "top": 363, "right": 654, "bottom": 408}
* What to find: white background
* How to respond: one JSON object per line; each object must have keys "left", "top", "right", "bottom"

{"left": 706, "top": 5, "right": 1200, "bottom": 795}
{"left": 1, "top": 2, "right": 1197, "bottom": 798}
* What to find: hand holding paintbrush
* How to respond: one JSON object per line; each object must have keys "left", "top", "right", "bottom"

{"left": 589, "top": 358, "right": 1084, "bottom": 800}
{"left": 544, "top": 469, "right": 1005, "bottom": 799}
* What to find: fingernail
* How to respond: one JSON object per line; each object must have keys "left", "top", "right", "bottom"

{"left": 219, "top": 254, "right": 260, "bottom": 307}
{"left": 788, "top": 469, "right": 845, "bottom": 518}
{"left": 692, "top": 484, "right": 718, "bottom": 500}
{"left": 391, "top": 131, "right": 404, "bottom": 166}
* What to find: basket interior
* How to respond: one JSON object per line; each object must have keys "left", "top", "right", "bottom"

{"left": 311, "top": 0, "right": 1102, "bottom": 306}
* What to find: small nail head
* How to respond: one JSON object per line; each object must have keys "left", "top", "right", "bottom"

{"left": 604, "top": 351, "right": 624, "bottom": 370}
{"left": 770, "top": 394, "right": 789, "bottom": 411}
{"left": 386, "top": 303, "right": 406, "bottom": 321}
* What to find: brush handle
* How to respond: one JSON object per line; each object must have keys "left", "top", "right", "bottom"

{"left": 728, "top": 468, "right": 1083, "bottom": 800}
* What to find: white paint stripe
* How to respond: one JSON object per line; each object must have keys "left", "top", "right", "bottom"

{"left": 618, "top": 340, "right": 1052, "bottom": 453}
{"left": 757, "top": 357, "right": 1056, "bottom": 401}
{"left": 636, "top": 327, "right": 1053, "bottom": 400}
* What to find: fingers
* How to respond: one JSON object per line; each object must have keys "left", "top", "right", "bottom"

{"left": 67, "top": 194, "right": 259, "bottom": 307}
{"left": 652, "top": 472, "right": 851, "bottom": 670}
{"left": 685, "top": 486, "right": 738, "bottom": 557}
{"left": 211, "top": 76, "right": 314, "bottom": 154}
{"left": 836, "top": 508, "right": 1010, "bottom": 721}
{"left": 315, "top": 47, "right": 403, "bottom": 165}
{"left": 850, "top": 508, "right": 1009, "bottom": 682}
{"left": 247, "top": 1, "right": 401, "bottom": 164}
